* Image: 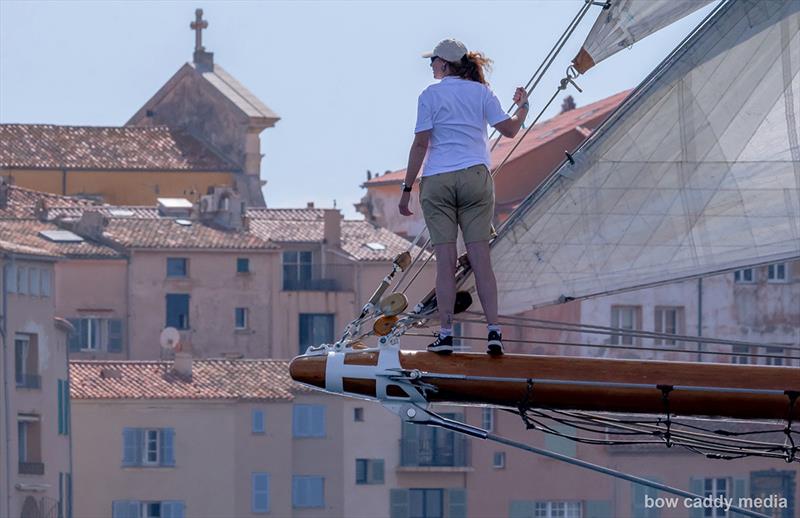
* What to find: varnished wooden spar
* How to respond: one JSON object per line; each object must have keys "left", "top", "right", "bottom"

{"left": 289, "top": 351, "right": 800, "bottom": 421}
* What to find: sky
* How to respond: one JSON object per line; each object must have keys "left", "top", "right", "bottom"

{"left": 0, "top": 0, "right": 715, "bottom": 219}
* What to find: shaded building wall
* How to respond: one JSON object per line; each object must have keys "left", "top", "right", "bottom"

{"left": 1, "top": 257, "right": 71, "bottom": 518}
{"left": 55, "top": 259, "right": 129, "bottom": 360}
{"left": 127, "top": 250, "right": 276, "bottom": 359}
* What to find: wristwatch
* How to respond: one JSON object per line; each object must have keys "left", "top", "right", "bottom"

{"left": 401, "top": 182, "right": 412, "bottom": 193}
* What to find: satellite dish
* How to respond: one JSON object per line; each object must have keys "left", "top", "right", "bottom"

{"left": 160, "top": 327, "right": 181, "bottom": 351}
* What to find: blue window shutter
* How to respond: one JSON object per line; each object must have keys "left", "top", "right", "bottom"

{"left": 390, "top": 489, "right": 410, "bottom": 518}
{"left": 312, "top": 476, "right": 324, "bottom": 507}
{"left": 59, "top": 472, "right": 64, "bottom": 518}
{"left": 252, "top": 410, "right": 265, "bottom": 433}
{"left": 66, "top": 473, "right": 72, "bottom": 518}
{"left": 731, "top": 477, "right": 749, "bottom": 518}
{"left": 166, "top": 294, "right": 190, "bottom": 329}
{"left": 122, "top": 428, "right": 137, "bottom": 466}
{"left": 509, "top": 501, "right": 534, "bottom": 518}
{"left": 448, "top": 489, "right": 466, "bottom": 518}
{"left": 312, "top": 405, "right": 325, "bottom": 437}
{"left": 292, "top": 476, "right": 304, "bottom": 507}
{"left": 689, "top": 478, "right": 704, "bottom": 518}
{"left": 161, "top": 428, "right": 175, "bottom": 466}
{"left": 112, "top": 501, "right": 140, "bottom": 518}
{"left": 107, "top": 319, "right": 123, "bottom": 353}
{"left": 293, "top": 405, "right": 306, "bottom": 437}
{"left": 64, "top": 380, "right": 70, "bottom": 436}
{"left": 371, "top": 459, "right": 385, "bottom": 484}
{"left": 585, "top": 500, "right": 613, "bottom": 518}
{"left": 252, "top": 473, "right": 270, "bottom": 513}
{"left": 58, "top": 381, "right": 64, "bottom": 434}
{"left": 162, "top": 501, "right": 185, "bottom": 518}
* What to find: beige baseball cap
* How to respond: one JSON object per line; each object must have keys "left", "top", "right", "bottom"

{"left": 422, "top": 38, "right": 468, "bottom": 63}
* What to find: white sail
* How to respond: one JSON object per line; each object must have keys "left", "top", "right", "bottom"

{"left": 573, "top": 0, "right": 716, "bottom": 73}
{"left": 491, "top": 0, "right": 800, "bottom": 315}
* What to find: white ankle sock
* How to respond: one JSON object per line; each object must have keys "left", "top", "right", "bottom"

{"left": 487, "top": 324, "right": 501, "bottom": 334}
{"left": 439, "top": 327, "right": 453, "bottom": 338}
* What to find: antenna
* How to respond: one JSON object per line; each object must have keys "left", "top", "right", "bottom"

{"left": 160, "top": 327, "right": 181, "bottom": 352}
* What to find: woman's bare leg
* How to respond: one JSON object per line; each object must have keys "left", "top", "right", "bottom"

{"left": 465, "top": 240, "right": 498, "bottom": 325}
{"left": 433, "top": 243, "right": 458, "bottom": 330}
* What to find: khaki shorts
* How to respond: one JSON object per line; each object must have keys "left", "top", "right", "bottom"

{"left": 419, "top": 164, "right": 495, "bottom": 245}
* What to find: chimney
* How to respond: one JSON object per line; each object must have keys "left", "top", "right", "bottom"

{"left": 0, "top": 177, "right": 8, "bottom": 209}
{"left": 307, "top": 202, "right": 315, "bottom": 209}
{"left": 323, "top": 209, "right": 342, "bottom": 248}
{"left": 75, "top": 211, "right": 109, "bottom": 240}
{"left": 174, "top": 351, "right": 193, "bottom": 377}
{"left": 560, "top": 95, "right": 576, "bottom": 113}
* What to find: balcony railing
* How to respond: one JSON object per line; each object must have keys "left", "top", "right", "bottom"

{"left": 282, "top": 264, "right": 354, "bottom": 292}
{"left": 19, "top": 461, "right": 44, "bottom": 475}
{"left": 399, "top": 436, "right": 470, "bottom": 467}
{"left": 15, "top": 373, "right": 41, "bottom": 389}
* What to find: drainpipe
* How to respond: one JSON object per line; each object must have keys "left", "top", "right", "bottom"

{"left": 696, "top": 278, "right": 703, "bottom": 362}
{"left": 2, "top": 254, "right": 13, "bottom": 518}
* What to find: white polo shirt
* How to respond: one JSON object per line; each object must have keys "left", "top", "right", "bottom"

{"left": 414, "top": 76, "right": 509, "bottom": 176}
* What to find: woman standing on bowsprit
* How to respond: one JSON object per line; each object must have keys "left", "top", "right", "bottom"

{"left": 398, "top": 38, "right": 529, "bottom": 356}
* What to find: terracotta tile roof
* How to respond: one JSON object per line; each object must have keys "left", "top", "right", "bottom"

{"left": 0, "top": 185, "right": 100, "bottom": 219}
{"left": 0, "top": 124, "right": 238, "bottom": 171}
{"left": 70, "top": 359, "right": 310, "bottom": 401}
{"left": 365, "top": 90, "right": 631, "bottom": 186}
{"left": 101, "top": 218, "right": 275, "bottom": 250}
{"left": 0, "top": 219, "right": 121, "bottom": 258}
{"left": 247, "top": 208, "right": 431, "bottom": 262}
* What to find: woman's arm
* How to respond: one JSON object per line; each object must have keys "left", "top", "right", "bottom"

{"left": 398, "top": 130, "right": 431, "bottom": 216}
{"left": 493, "top": 87, "right": 529, "bottom": 138}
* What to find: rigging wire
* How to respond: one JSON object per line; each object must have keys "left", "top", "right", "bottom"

{"left": 458, "top": 313, "right": 800, "bottom": 355}
{"left": 402, "top": 331, "right": 797, "bottom": 362}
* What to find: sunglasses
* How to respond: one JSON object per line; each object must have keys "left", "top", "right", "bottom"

{"left": 429, "top": 56, "right": 438, "bottom": 65}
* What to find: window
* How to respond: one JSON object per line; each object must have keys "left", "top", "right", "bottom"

{"left": 767, "top": 263, "right": 787, "bottom": 282}
{"left": 166, "top": 258, "right": 188, "bottom": 278}
{"left": 481, "top": 407, "right": 494, "bottom": 432}
{"left": 703, "top": 478, "right": 728, "bottom": 517}
{"left": 544, "top": 424, "right": 577, "bottom": 458}
{"left": 17, "top": 266, "right": 28, "bottom": 294}
{"left": 293, "top": 405, "right": 326, "bottom": 438}
{"left": 144, "top": 429, "right": 160, "bottom": 465}
{"left": 764, "top": 346, "right": 785, "bottom": 366}
{"left": 355, "top": 459, "right": 384, "bottom": 485}
{"left": 252, "top": 409, "right": 265, "bottom": 434}
{"left": 734, "top": 268, "right": 754, "bottom": 283}
{"left": 292, "top": 476, "right": 324, "bottom": 508}
{"left": 237, "top": 258, "right": 250, "bottom": 273}
{"left": 409, "top": 489, "right": 443, "bottom": 518}
{"left": 731, "top": 345, "right": 750, "bottom": 365}
{"left": 122, "top": 428, "right": 175, "bottom": 467}
{"left": 29, "top": 268, "right": 40, "bottom": 296}
{"left": 112, "top": 501, "right": 184, "bottom": 518}
{"left": 40, "top": 269, "right": 51, "bottom": 297}
{"left": 15, "top": 335, "right": 40, "bottom": 389}
{"left": 57, "top": 379, "right": 70, "bottom": 436}
{"left": 235, "top": 308, "right": 248, "bottom": 330}
{"left": 354, "top": 407, "right": 364, "bottom": 422}
{"left": 610, "top": 306, "right": 640, "bottom": 345}
{"left": 654, "top": 306, "right": 683, "bottom": 345}
{"left": 5, "top": 264, "right": 16, "bottom": 294}
{"left": 401, "top": 414, "right": 468, "bottom": 467}
{"left": 17, "top": 415, "right": 43, "bottom": 474}
{"left": 166, "top": 294, "right": 190, "bottom": 329}
{"left": 299, "top": 314, "right": 334, "bottom": 355}
{"left": 283, "top": 251, "right": 313, "bottom": 289}
{"left": 492, "top": 451, "right": 506, "bottom": 469}
{"left": 533, "top": 501, "right": 581, "bottom": 518}
{"left": 67, "top": 318, "right": 124, "bottom": 353}
{"left": 252, "top": 473, "right": 270, "bottom": 513}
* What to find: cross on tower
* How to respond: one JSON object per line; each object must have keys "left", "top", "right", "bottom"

{"left": 190, "top": 9, "right": 208, "bottom": 52}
